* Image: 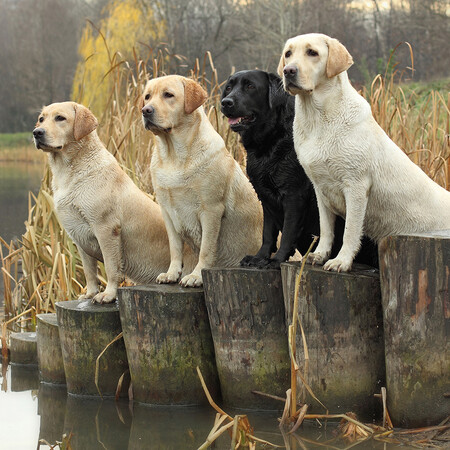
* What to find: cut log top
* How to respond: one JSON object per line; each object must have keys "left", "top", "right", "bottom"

{"left": 56, "top": 299, "right": 119, "bottom": 313}
{"left": 122, "top": 284, "right": 204, "bottom": 295}
{"left": 281, "top": 261, "right": 380, "bottom": 280}
{"left": 37, "top": 313, "right": 58, "bottom": 326}
{"left": 11, "top": 332, "right": 37, "bottom": 342}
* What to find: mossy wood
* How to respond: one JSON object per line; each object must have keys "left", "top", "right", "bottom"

{"left": 56, "top": 299, "right": 129, "bottom": 397}
{"left": 118, "top": 285, "right": 219, "bottom": 405}
{"left": 202, "top": 267, "right": 290, "bottom": 410}
{"left": 36, "top": 313, "right": 66, "bottom": 384}
{"left": 281, "top": 262, "right": 385, "bottom": 420}
{"left": 10, "top": 331, "right": 38, "bottom": 365}
{"left": 379, "top": 231, "right": 450, "bottom": 428}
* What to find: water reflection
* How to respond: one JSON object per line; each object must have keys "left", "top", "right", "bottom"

{"left": 1, "top": 360, "right": 418, "bottom": 449}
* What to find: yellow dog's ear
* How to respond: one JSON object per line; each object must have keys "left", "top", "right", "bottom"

{"left": 183, "top": 78, "right": 208, "bottom": 114}
{"left": 277, "top": 52, "right": 285, "bottom": 78}
{"left": 73, "top": 104, "right": 98, "bottom": 141}
{"left": 326, "top": 37, "right": 353, "bottom": 78}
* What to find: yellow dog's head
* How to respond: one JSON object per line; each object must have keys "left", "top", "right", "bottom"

{"left": 33, "top": 102, "right": 98, "bottom": 152}
{"left": 141, "top": 75, "right": 208, "bottom": 135}
{"left": 277, "top": 33, "right": 353, "bottom": 95}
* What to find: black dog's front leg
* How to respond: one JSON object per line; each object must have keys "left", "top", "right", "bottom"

{"left": 257, "top": 196, "right": 308, "bottom": 269}
{"left": 240, "top": 207, "right": 278, "bottom": 267}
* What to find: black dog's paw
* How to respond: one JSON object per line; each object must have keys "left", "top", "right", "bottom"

{"left": 256, "top": 258, "right": 282, "bottom": 270}
{"left": 240, "top": 255, "right": 264, "bottom": 267}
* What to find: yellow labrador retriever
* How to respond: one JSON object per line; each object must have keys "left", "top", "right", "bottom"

{"left": 278, "top": 33, "right": 450, "bottom": 272}
{"left": 141, "top": 75, "right": 263, "bottom": 287}
{"left": 33, "top": 101, "right": 195, "bottom": 303}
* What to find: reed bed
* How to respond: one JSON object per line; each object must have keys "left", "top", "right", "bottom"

{"left": 1, "top": 45, "right": 448, "bottom": 335}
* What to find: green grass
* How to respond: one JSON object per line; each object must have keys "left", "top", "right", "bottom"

{"left": 0, "top": 132, "right": 34, "bottom": 149}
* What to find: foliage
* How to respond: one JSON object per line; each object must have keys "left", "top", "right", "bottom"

{"left": 0, "top": 133, "right": 33, "bottom": 149}
{"left": 72, "top": 0, "right": 165, "bottom": 117}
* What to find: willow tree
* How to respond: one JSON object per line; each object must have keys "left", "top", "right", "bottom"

{"left": 72, "top": 0, "right": 165, "bottom": 116}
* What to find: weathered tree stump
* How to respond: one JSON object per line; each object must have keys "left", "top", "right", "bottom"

{"left": 118, "top": 285, "right": 219, "bottom": 405}
{"left": 9, "top": 331, "right": 37, "bottom": 365}
{"left": 202, "top": 268, "right": 290, "bottom": 410}
{"left": 281, "top": 262, "right": 385, "bottom": 419}
{"left": 56, "top": 299, "right": 129, "bottom": 397}
{"left": 36, "top": 313, "right": 66, "bottom": 384}
{"left": 379, "top": 231, "right": 450, "bottom": 427}
{"left": 38, "top": 383, "right": 67, "bottom": 444}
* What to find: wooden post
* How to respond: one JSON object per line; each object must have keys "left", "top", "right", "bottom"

{"left": 9, "top": 331, "right": 37, "bottom": 365}
{"left": 56, "top": 299, "right": 129, "bottom": 397}
{"left": 36, "top": 313, "right": 66, "bottom": 384}
{"left": 202, "top": 267, "right": 290, "bottom": 410}
{"left": 118, "top": 285, "right": 220, "bottom": 405}
{"left": 281, "top": 263, "right": 385, "bottom": 420}
{"left": 379, "top": 231, "right": 450, "bottom": 427}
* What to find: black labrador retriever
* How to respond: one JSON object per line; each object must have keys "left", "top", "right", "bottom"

{"left": 221, "top": 69, "right": 378, "bottom": 269}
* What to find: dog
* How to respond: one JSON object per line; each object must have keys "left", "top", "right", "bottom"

{"left": 278, "top": 33, "right": 450, "bottom": 272}
{"left": 141, "top": 75, "right": 263, "bottom": 287}
{"left": 221, "top": 69, "right": 378, "bottom": 269}
{"left": 33, "top": 101, "right": 196, "bottom": 303}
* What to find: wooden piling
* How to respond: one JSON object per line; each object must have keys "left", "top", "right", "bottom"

{"left": 9, "top": 331, "right": 37, "bottom": 365}
{"left": 56, "top": 299, "right": 129, "bottom": 397}
{"left": 118, "top": 285, "right": 220, "bottom": 405}
{"left": 379, "top": 231, "right": 450, "bottom": 427}
{"left": 202, "top": 267, "right": 290, "bottom": 410}
{"left": 36, "top": 313, "right": 66, "bottom": 384}
{"left": 281, "top": 263, "right": 385, "bottom": 419}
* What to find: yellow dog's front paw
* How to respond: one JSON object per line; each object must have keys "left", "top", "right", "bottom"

{"left": 306, "top": 252, "right": 329, "bottom": 266}
{"left": 156, "top": 271, "right": 180, "bottom": 284}
{"left": 92, "top": 291, "right": 117, "bottom": 304}
{"left": 78, "top": 291, "right": 98, "bottom": 301}
{"left": 323, "top": 257, "right": 352, "bottom": 273}
{"left": 179, "top": 273, "right": 203, "bottom": 287}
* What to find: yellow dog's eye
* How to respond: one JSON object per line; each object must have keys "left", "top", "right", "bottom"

{"left": 55, "top": 115, "right": 66, "bottom": 122}
{"left": 285, "top": 50, "right": 292, "bottom": 58}
{"left": 163, "top": 92, "right": 174, "bottom": 98}
{"left": 144, "top": 94, "right": 150, "bottom": 100}
{"left": 39, "top": 116, "right": 44, "bottom": 123}
{"left": 307, "top": 48, "right": 319, "bottom": 57}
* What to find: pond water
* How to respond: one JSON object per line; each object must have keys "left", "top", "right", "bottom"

{"left": 0, "top": 158, "right": 45, "bottom": 311}
{"left": 0, "top": 361, "right": 420, "bottom": 450}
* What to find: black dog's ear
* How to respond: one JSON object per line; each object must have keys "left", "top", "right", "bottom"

{"left": 267, "top": 72, "right": 285, "bottom": 110}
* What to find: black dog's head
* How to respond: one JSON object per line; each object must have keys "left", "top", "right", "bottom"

{"left": 221, "top": 70, "right": 287, "bottom": 133}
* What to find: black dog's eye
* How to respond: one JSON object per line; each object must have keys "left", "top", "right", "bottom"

{"left": 246, "top": 83, "right": 255, "bottom": 90}
{"left": 163, "top": 92, "right": 174, "bottom": 98}
{"left": 307, "top": 48, "right": 319, "bottom": 57}
{"left": 55, "top": 115, "right": 66, "bottom": 122}
{"left": 225, "top": 85, "right": 232, "bottom": 93}
{"left": 38, "top": 116, "right": 44, "bottom": 123}
{"left": 285, "top": 50, "right": 292, "bottom": 58}
{"left": 144, "top": 94, "right": 150, "bottom": 100}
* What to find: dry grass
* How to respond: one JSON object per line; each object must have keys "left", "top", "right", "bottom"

{"left": 1, "top": 44, "right": 449, "bottom": 333}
